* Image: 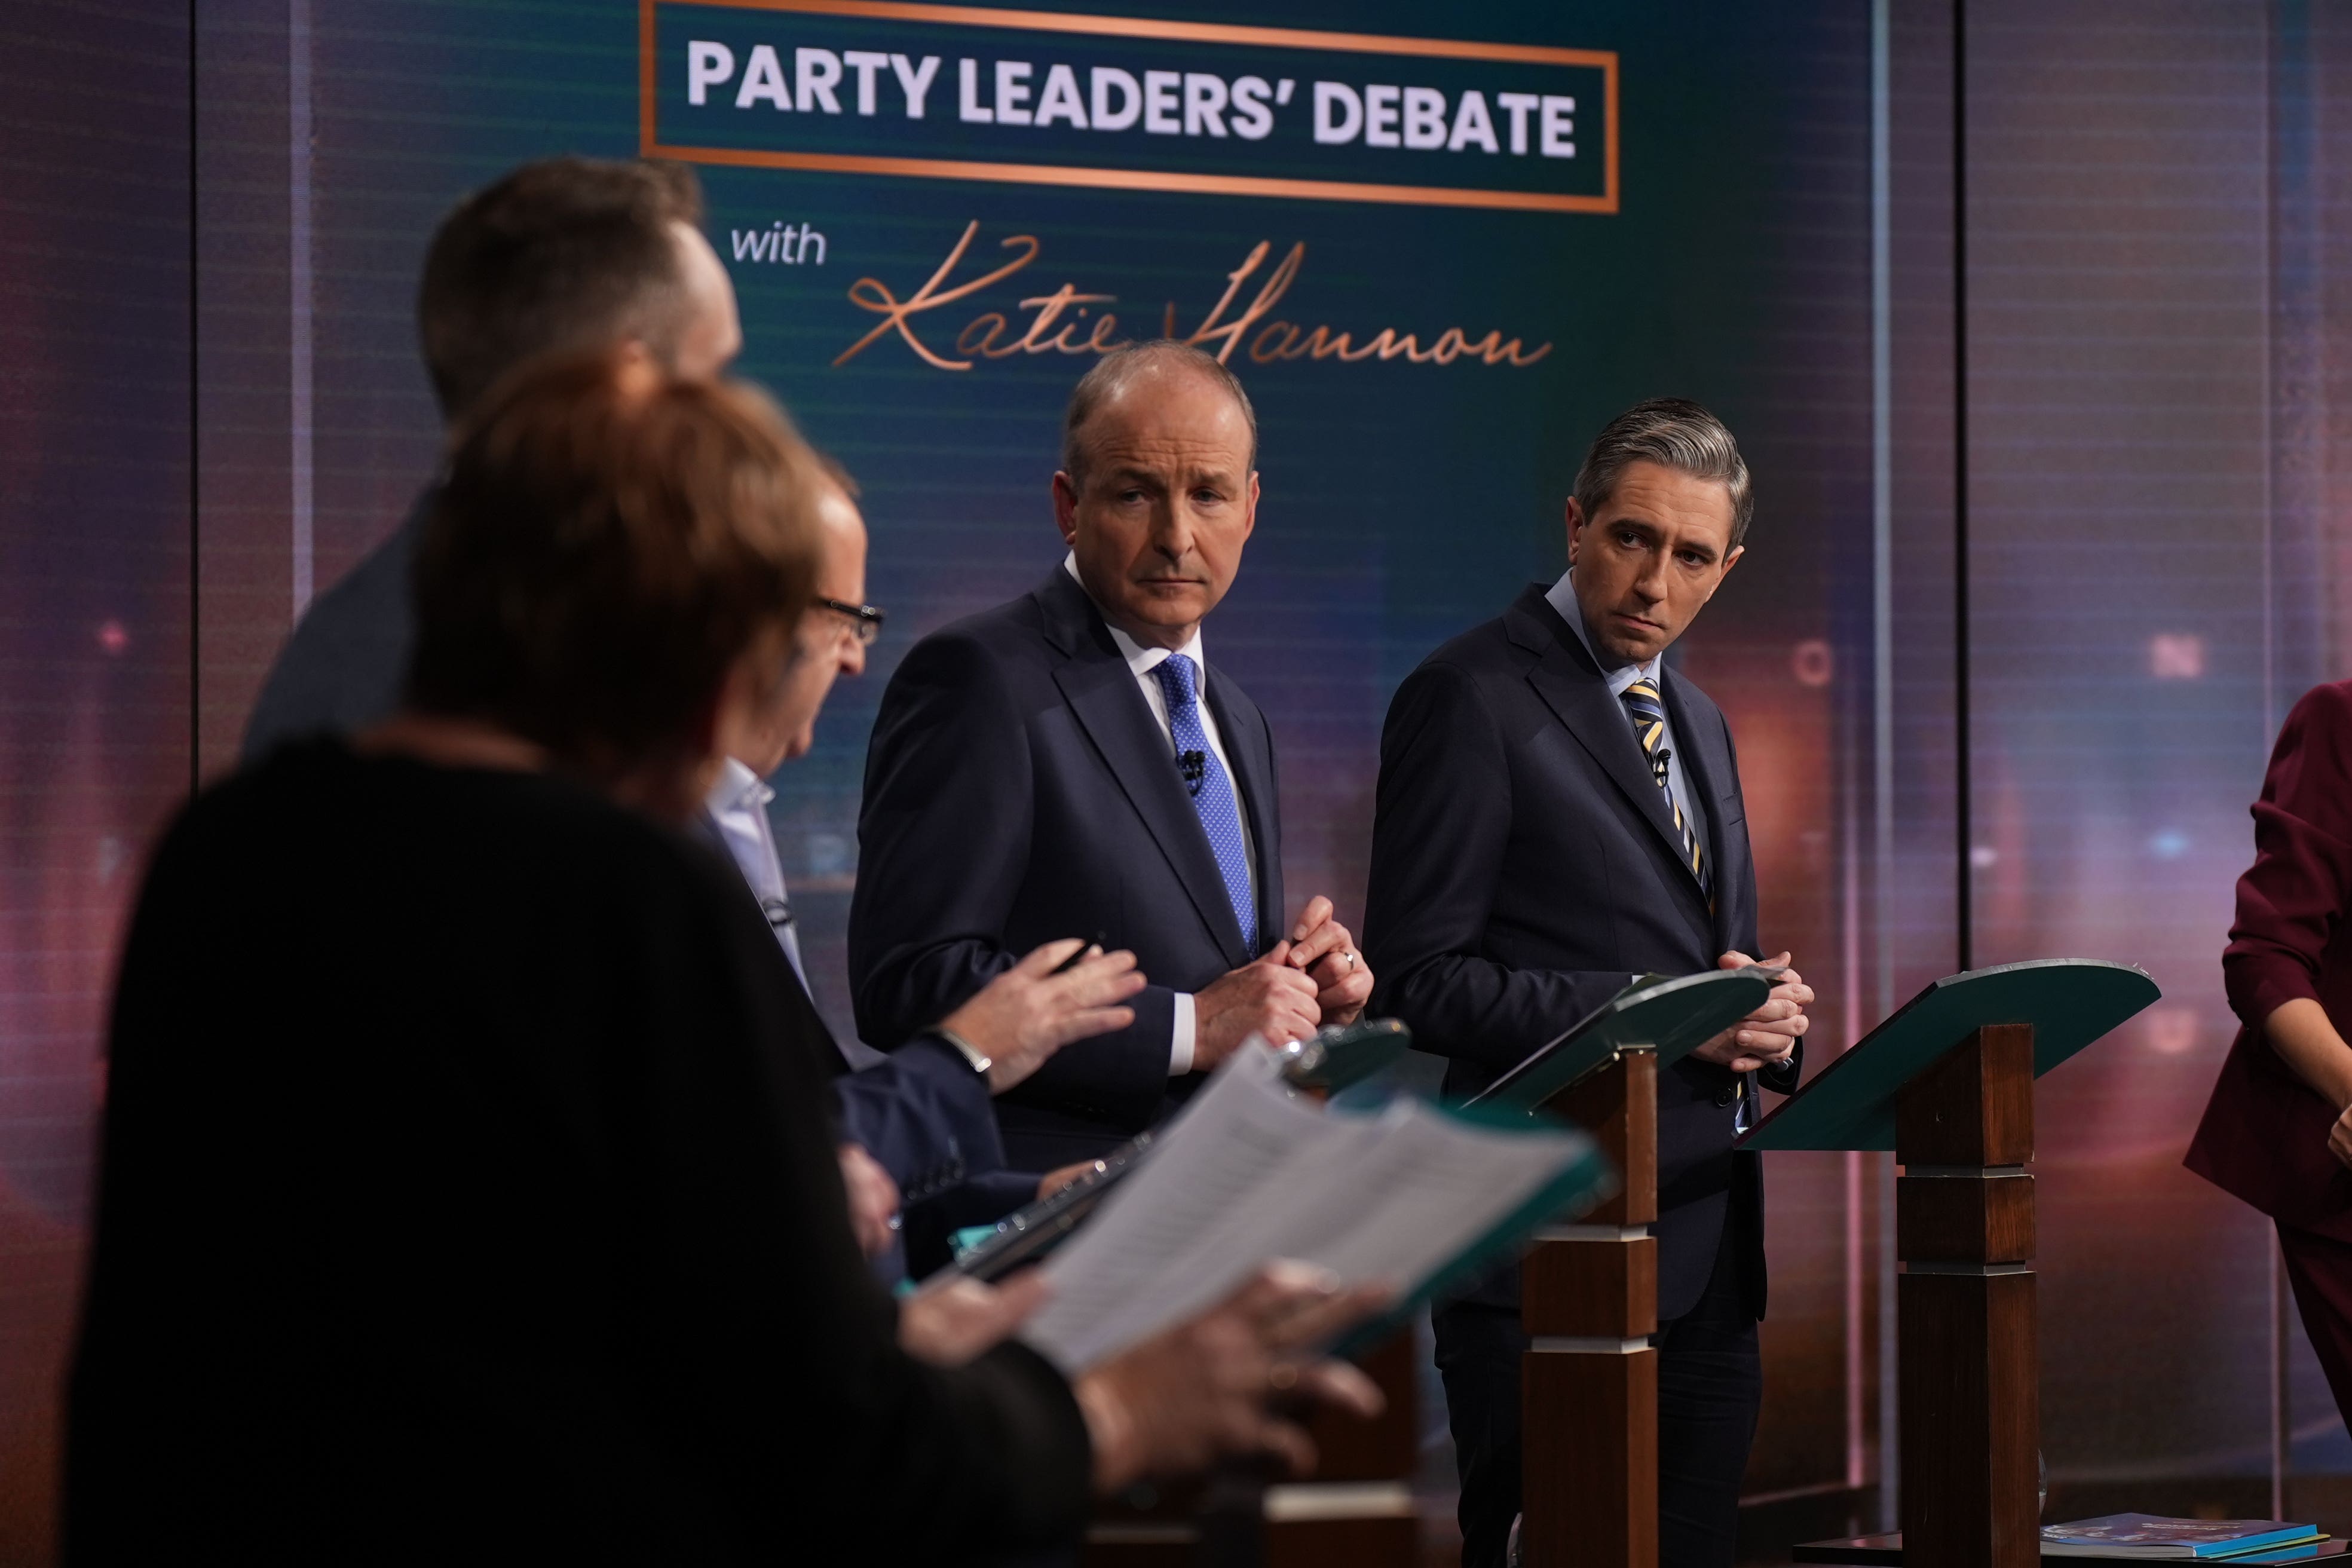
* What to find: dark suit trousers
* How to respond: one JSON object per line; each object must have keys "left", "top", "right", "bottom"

{"left": 1434, "top": 1221, "right": 1761, "bottom": 1568}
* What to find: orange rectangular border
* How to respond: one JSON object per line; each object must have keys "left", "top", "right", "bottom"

{"left": 641, "top": 0, "right": 1619, "bottom": 215}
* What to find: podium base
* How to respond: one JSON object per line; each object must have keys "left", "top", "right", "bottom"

{"left": 1790, "top": 1533, "right": 2344, "bottom": 1565}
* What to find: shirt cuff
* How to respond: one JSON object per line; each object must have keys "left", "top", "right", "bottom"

{"left": 1170, "top": 993, "right": 1196, "bottom": 1076}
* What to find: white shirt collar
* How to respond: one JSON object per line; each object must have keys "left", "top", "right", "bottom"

{"left": 1545, "top": 568, "right": 1662, "bottom": 698}
{"left": 705, "top": 755, "right": 774, "bottom": 818}
{"left": 1064, "top": 552, "right": 1206, "bottom": 676}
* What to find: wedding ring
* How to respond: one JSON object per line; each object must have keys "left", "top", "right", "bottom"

{"left": 1340, "top": 951, "right": 1357, "bottom": 970}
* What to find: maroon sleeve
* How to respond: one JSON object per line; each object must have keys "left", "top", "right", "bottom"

{"left": 2225, "top": 682, "right": 2352, "bottom": 1030}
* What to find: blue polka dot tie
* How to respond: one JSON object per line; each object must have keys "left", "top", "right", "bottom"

{"left": 1152, "top": 653, "right": 1258, "bottom": 954}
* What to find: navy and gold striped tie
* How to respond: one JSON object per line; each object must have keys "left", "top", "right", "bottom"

{"left": 1622, "top": 677, "right": 1711, "bottom": 900}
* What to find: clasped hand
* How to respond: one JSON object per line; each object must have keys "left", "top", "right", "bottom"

{"left": 1192, "top": 896, "right": 1374, "bottom": 1069}
{"left": 1689, "top": 949, "right": 1813, "bottom": 1073}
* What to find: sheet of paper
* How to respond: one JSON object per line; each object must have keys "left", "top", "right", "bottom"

{"left": 1022, "top": 1045, "right": 1591, "bottom": 1371}
{"left": 1021, "top": 1043, "right": 1340, "bottom": 1368}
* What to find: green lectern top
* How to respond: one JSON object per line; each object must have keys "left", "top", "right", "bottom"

{"left": 1468, "top": 968, "right": 1775, "bottom": 1113}
{"left": 1738, "top": 958, "right": 2161, "bottom": 1152}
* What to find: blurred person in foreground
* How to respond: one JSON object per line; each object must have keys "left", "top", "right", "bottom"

{"left": 2189, "top": 679, "right": 2352, "bottom": 1431}
{"left": 241, "top": 152, "right": 1114, "bottom": 1247}
{"left": 65, "top": 354, "right": 1380, "bottom": 1564}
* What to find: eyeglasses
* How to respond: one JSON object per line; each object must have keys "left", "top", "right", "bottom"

{"left": 817, "top": 596, "right": 886, "bottom": 647}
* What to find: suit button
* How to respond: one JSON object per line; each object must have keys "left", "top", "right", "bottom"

{"left": 1714, "top": 1086, "right": 1738, "bottom": 1107}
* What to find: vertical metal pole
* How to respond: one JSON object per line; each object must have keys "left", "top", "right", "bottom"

{"left": 289, "top": 0, "right": 316, "bottom": 621}
{"left": 1952, "top": 0, "right": 1972, "bottom": 978}
{"left": 1870, "top": 0, "right": 1900, "bottom": 1529}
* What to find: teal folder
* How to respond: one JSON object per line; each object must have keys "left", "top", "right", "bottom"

{"left": 1739, "top": 959, "right": 2160, "bottom": 1153}
{"left": 1468, "top": 969, "right": 1775, "bottom": 1114}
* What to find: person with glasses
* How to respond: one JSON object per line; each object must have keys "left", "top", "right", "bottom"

{"left": 710, "top": 474, "right": 1146, "bottom": 1265}
{"left": 235, "top": 155, "right": 1127, "bottom": 1256}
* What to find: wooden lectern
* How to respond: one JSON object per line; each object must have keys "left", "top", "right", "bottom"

{"left": 1472, "top": 970, "right": 1777, "bottom": 1568}
{"left": 1521, "top": 1048, "right": 1659, "bottom": 1568}
{"left": 1747, "top": 961, "right": 2161, "bottom": 1567}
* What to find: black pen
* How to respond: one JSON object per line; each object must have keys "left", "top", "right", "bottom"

{"left": 1052, "top": 931, "right": 1110, "bottom": 974}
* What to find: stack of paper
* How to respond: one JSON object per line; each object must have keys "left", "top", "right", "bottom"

{"left": 2041, "top": 1515, "right": 2326, "bottom": 1559}
{"left": 1021, "top": 1044, "right": 1609, "bottom": 1371}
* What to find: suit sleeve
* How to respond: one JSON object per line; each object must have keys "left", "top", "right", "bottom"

{"left": 850, "top": 632, "right": 1037, "bottom": 1048}
{"left": 2227, "top": 684, "right": 2352, "bottom": 1031}
{"left": 832, "top": 1037, "right": 1007, "bottom": 1199}
{"left": 1363, "top": 660, "right": 1640, "bottom": 1075}
{"left": 850, "top": 630, "right": 1180, "bottom": 1128}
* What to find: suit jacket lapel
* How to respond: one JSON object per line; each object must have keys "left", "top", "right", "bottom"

{"left": 1035, "top": 571, "right": 1252, "bottom": 968}
{"left": 1204, "top": 669, "right": 1279, "bottom": 953}
{"left": 1661, "top": 672, "right": 1741, "bottom": 949}
{"left": 1507, "top": 588, "right": 1708, "bottom": 907}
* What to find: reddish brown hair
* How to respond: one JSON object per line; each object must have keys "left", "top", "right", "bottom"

{"left": 406, "top": 353, "right": 825, "bottom": 779}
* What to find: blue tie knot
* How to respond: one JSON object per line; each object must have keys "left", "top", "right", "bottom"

{"left": 1153, "top": 652, "right": 1200, "bottom": 710}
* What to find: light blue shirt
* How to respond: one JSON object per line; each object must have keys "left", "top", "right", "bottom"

{"left": 1545, "top": 570, "right": 1705, "bottom": 849}
{"left": 705, "top": 756, "right": 808, "bottom": 987}
{"left": 1548, "top": 572, "right": 1750, "bottom": 1124}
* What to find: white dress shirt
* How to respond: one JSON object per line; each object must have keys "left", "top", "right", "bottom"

{"left": 705, "top": 756, "right": 807, "bottom": 987}
{"left": 1546, "top": 570, "right": 1705, "bottom": 849}
{"left": 1064, "top": 553, "right": 1254, "bottom": 1076}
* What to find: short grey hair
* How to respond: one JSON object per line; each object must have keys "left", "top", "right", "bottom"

{"left": 1573, "top": 397, "right": 1754, "bottom": 548}
{"left": 1060, "top": 341, "right": 1258, "bottom": 491}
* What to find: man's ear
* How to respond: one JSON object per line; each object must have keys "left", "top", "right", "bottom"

{"left": 1051, "top": 471, "right": 1081, "bottom": 546}
{"left": 1241, "top": 470, "right": 1260, "bottom": 542}
{"left": 1564, "top": 495, "right": 1586, "bottom": 566}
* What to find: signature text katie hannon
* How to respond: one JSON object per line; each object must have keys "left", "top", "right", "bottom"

{"left": 834, "top": 220, "right": 1553, "bottom": 372}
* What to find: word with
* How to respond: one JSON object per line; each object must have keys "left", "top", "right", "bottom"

{"left": 1313, "top": 84, "right": 1573, "bottom": 158}
{"left": 730, "top": 222, "right": 828, "bottom": 265}
{"left": 834, "top": 221, "right": 1551, "bottom": 373}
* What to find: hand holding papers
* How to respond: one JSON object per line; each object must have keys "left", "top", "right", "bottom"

{"left": 1021, "top": 1043, "right": 1612, "bottom": 1372}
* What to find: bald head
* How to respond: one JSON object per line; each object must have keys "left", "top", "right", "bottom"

{"left": 1060, "top": 341, "right": 1257, "bottom": 496}
{"left": 1051, "top": 344, "right": 1261, "bottom": 651}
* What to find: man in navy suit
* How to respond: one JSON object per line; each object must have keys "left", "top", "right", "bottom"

{"left": 850, "top": 341, "right": 1374, "bottom": 1168}
{"left": 1364, "top": 399, "right": 1814, "bottom": 1568}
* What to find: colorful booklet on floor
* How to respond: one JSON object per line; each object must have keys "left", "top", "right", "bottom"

{"left": 2041, "top": 1514, "right": 2323, "bottom": 1558}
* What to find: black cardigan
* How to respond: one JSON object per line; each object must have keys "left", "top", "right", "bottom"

{"left": 66, "top": 740, "right": 1088, "bottom": 1564}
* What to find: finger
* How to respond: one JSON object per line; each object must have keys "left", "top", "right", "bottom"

{"left": 1765, "top": 952, "right": 1792, "bottom": 969}
{"left": 1287, "top": 919, "right": 1351, "bottom": 969}
{"left": 1258, "top": 939, "right": 1294, "bottom": 970}
{"left": 987, "top": 1267, "right": 1054, "bottom": 1326}
{"left": 1223, "top": 1261, "right": 1343, "bottom": 1330}
{"left": 1288, "top": 895, "right": 1335, "bottom": 945}
{"left": 1253, "top": 1417, "right": 1320, "bottom": 1477}
{"left": 1272, "top": 963, "right": 1321, "bottom": 999}
{"left": 1016, "top": 937, "right": 1089, "bottom": 976}
{"left": 1262, "top": 1280, "right": 1393, "bottom": 1352}
{"left": 1717, "top": 950, "right": 1754, "bottom": 970}
{"left": 1289, "top": 1357, "right": 1386, "bottom": 1421}
{"left": 1315, "top": 970, "right": 1374, "bottom": 1013}
{"left": 1057, "top": 959, "right": 1147, "bottom": 1008}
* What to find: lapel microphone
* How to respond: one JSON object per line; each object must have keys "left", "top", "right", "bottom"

{"left": 1177, "top": 749, "right": 1207, "bottom": 796}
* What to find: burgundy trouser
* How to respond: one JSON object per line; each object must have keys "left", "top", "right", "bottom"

{"left": 2278, "top": 1223, "right": 2352, "bottom": 1428}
